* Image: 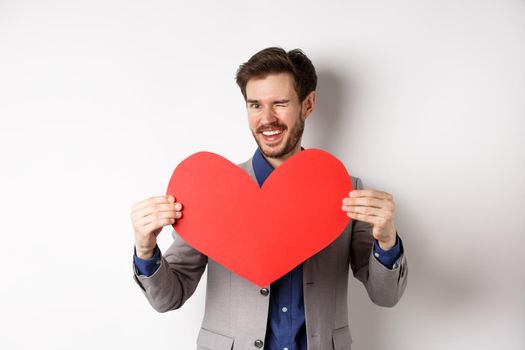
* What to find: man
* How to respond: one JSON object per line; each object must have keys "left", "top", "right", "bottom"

{"left": 130, "top": 47, "right": 407, "bottom": 350}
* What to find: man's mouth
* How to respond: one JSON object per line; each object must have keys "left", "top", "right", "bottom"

{"left": 259, "top": 127, "right": 285, "bottom": 144}
{"left": 262, "top": 129, "right": 283, "bottom": 136}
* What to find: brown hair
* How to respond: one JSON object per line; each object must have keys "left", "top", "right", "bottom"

{"left": 235, "top": 47, "right": 317, "bottom": 102}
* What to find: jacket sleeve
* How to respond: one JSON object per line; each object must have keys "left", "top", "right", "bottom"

{"left": 349, "top": 177, "right": 408, "bottom": 307}
{"left": 132, "top": 229, "right": 208, "bottom": 313}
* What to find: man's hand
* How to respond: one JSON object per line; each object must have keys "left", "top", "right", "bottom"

{"left": 130, "top": 195, "right": 183, "bottom": 259}
{"left": 341, "top": 189, "right": 397, "bottom": 250}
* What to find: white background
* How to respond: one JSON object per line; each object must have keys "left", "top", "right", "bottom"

{"left": 1, "top": 0, "right": 524, "bottom": 349}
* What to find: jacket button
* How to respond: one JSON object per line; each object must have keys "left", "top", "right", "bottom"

{"left": 254, "top": 339, "right": 264, "bottom": 348}
{"left": 260, "top": 288, "right": 269, "bottom": 296}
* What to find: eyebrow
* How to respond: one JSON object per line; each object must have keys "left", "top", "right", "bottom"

{"left": 246, "top": 99, "right": 290, "bottom": 104}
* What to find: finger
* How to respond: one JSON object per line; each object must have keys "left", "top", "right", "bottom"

{"left": 346, "top": 211, "right": 384, "bottom": 226}
{"left": 134, "top": 210, "right": 179, "bottom": 229}
{"left": 142, "top": 217, "right": 176, "bottom": 235}
{"left": 132, "top": 202, "right": 182, "bottom": 220}
{"left": 343, "top": 205, "right": 391, "bottom": 218}
{"left": 342, "top": 197, "right": 392, "bottom": 209}
{"left": 349, "top": 189, "right": 393, "bottom": 201}
{"left": 131, "top": 195, "right": 176, "bottom": 211}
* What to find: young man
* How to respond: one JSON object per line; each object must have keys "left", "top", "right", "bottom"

{"left": 130, "top": 47, "right": 407, "bottom": 350}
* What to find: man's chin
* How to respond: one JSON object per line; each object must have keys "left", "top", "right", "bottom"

{"left": 256, "top": 136, "right": 286, "bottom": 158}
{"left": 259, "top": 145, "right": 286, "bottom": 158}
{"left": 254, "top": 133, "right": 299, "bottom": 159}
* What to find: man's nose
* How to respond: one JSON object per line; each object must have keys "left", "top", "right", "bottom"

{"left": 260, "top": 106, "right": 278, "bottom": 123}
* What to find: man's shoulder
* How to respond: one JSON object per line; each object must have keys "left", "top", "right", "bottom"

{"left": 237, "top": 158, "right": 252, "bottom": 171}
{"left": 237, "top": 158, "right": 256, "bottom": 180}
{"left": 351, "top": 175, "right": 363, "bottom": 190}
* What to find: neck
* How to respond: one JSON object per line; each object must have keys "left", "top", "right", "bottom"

{"left": 263, "top": 143, "right": 303, "bottom": 168}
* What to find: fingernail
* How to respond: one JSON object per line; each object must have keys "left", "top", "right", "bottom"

{"left": 168, "top": 195, "right": 174, "bottom": 203}
{"left": 175, "top": 203, "right": 182, "bottom": 210}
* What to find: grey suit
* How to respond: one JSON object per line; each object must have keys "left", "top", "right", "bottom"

{"left": 133, "top": 157, "right": 408, "bottom": 350}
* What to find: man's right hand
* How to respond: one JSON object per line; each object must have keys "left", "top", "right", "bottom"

{"left": 130, "top": 195, "right": 183, "bottom": 259}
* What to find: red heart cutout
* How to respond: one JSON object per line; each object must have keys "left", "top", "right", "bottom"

{"left": 166, "top": 149, "right": 352, "bottom": 287}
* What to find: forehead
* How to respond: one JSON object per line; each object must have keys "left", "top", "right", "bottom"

{"left": 245, "top": 72, "right": 297, "bottom": 100}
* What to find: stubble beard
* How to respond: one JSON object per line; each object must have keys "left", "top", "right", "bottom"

{"left": 252, "top": 109, "right": 305, "bottom": 160}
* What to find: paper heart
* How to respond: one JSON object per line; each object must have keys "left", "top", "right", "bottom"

{"left": 166, "top": 149, "right": 352, "bottom": 287}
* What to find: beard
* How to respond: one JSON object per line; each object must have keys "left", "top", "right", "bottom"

{"left": 251, "top": 109, "right": 305, "bottom": 159}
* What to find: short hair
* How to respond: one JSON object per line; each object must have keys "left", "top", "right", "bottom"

{"left": 235, "top": 47, "right": 317, "bottom": 102}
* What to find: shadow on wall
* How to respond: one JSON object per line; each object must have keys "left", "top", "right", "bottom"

{"left": 308, "top": 67, "right": 481, "bottom": 349}
{"left": 346, "top": 214, "right": 481, "bottom": 350}
{"left": 396, "top": 208, "right": 483, "bottom": 313}
{"left": 304, "top": 68, "right": 354, "bottom": 152}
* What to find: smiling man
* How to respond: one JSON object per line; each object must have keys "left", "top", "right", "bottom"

{"left": 245, "top": 72, "right": 310, "bottom": 167}
{"left": 131, "top": 47, "right": 407, "bottom": 350}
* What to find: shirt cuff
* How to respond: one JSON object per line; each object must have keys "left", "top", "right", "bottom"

{"left": 133, "top": 245, "right": 161, "bottom": 277}
{"left": 373, "top": 235, "right": 403, "bottom": 269}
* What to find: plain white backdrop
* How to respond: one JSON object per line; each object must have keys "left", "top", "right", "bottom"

{"left": 1, "top": 0, "right": 524, "bottom": 349}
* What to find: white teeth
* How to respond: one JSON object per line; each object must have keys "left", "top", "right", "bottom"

{"left": 262, "top": 129, "right": 283, "bottom": 136}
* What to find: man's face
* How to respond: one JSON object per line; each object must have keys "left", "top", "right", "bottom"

{"left": 246, "top": 72, "right": 306, "bottom": 160}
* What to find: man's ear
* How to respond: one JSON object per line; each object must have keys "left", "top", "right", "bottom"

{"left": 302, "top": 91, "right": 317, "bottom": 119}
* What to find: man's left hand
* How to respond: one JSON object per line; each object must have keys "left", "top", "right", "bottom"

{"left": 341, "top": 189, "right": 397, "bottom": 250}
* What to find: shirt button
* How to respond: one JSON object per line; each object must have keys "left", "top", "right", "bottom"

{"left": 374, "top": 252, "right": 380, "bottom": 258}
{"left": 281, "top": 306, "right": 288, "bottom": 313}
{"left": 254, "top": 339, "right": 264, "bottom": 348}
{"left": 284, "top": 348, "right": 289, "bottom": 350}
{"left": 260, "top": 288, "right": 269, "bottom": 296}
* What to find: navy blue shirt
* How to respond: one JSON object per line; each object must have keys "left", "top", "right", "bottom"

{"left": 133, "top": 148, "right": 402, "bottom": 349}
{"left": 252, "top": 149, "right": 308, "bottom": 350}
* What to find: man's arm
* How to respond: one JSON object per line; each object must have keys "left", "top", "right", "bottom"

{"left": 133, "top": 230, "right": 208, "bottom": 312}
{"left": 344, "top": 178, "right": 408, "bottom": 307}
{"left": 131, "top": 195, "right": 207, "bottom": 312}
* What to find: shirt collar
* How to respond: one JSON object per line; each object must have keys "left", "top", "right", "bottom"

{"left": 252, "top": 148, "right": 274, "bottom": 187}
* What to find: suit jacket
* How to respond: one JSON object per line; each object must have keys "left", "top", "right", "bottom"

{"left": 133, "top": 157, "right": 408, "bottom": 350}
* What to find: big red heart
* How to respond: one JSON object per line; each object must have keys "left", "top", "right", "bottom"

{"left": 166, "top": 149, "right": 352, "bottom": 287}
